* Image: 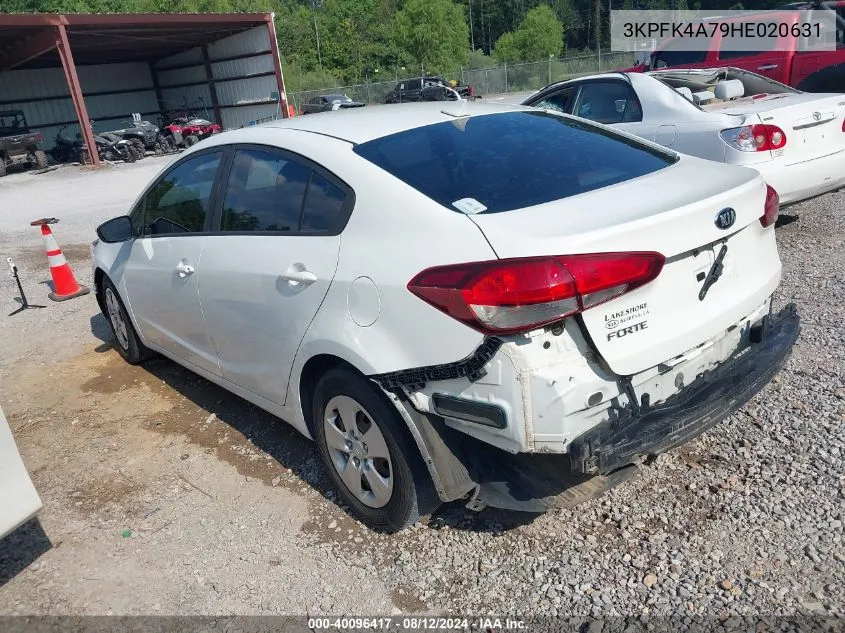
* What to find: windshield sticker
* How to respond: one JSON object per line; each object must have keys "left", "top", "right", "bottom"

{"left": 452, "top": 198, "right": 487, "bottom": 215}
{"left": 607, "top": 320, "right": 648, "bottom": 341}
{"left": 604, "top": 302, "right": 649, "bottom": 330}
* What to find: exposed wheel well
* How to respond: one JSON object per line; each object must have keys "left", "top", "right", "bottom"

{"left": 298, "top": 354, "right": 358, "bottom": 436}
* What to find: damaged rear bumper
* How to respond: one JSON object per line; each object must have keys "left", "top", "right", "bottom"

{"left": 385, "top": 304, "right": 799, "bottom": 513}
{"left": 569, "top": 303, "right": 800, "bottom": 475}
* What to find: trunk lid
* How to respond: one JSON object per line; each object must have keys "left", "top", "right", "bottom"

{"left": 722, "top": 93, "right": 845, "bottom": 163}
{"left": 467, "top": 156, "right": 782, "bottom": 376}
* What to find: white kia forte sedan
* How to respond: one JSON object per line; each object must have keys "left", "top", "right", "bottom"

{"left": 92, "top": 102, "right": 799, "bottom": 531}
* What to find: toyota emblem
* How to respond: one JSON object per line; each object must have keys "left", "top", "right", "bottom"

{"left": 813, "top": 111, "right": 822, "bottom": 121}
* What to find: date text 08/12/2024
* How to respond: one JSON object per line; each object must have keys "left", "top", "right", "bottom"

{"left": 307, "top": 617, "right": 527, "bottom": 630}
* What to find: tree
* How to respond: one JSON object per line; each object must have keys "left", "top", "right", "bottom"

{"left": 394, "top": 0, "right": 469, "bottom": 73}
{"left": 493, "top": 4, "right": 563, "bottom": 62}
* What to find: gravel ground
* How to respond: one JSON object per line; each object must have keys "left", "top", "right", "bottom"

{"left": 0, "top": 162, "right": 843, "bottom": 621}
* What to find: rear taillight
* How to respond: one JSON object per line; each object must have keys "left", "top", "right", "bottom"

{"left": 720, "top": 124, "right": 787, "bottom": 152}
{"left": 408, "top": 252, "right": 665, "bottom": 335}
{"left": 35, "top": 133, "right": 43, "bottom": 143}
{"left": 468, "top": 85, "right": 474, "bottom": 96}
{"left": 841, "top": 118, "right": 845, "bottom": 132}
{"left": 760, "top": 184, "right": 780, "bottom": 227}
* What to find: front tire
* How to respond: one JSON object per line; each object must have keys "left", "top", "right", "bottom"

{"left": 101, "top": 277, "right": 154, "bottom": 365}
{"left": 313, "top": 368, "right": 438, "bottom": 532}
{"left": 184, "top": 134, "right": 199, "bottom": 147}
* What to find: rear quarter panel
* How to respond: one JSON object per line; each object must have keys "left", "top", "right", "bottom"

{"left": 290, "top": 143, "right": 497, "bottom": 377}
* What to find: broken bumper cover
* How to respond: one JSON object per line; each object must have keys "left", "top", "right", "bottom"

{"left": 569, "top": 303, "right": 800, "bottom": 475}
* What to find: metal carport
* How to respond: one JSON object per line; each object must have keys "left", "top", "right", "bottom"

{"left": 0, "top": 12, "right": 289, "bottom": 167}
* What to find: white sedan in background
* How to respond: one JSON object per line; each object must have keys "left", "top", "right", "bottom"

{"left": 0, "top": 405, "right": 41, "bottom": 539}
{"left": 523, "top": 67, "right": 845, "bottom": 205}
{"left": 92, "top": 102, "right": 798, "bottom": 531}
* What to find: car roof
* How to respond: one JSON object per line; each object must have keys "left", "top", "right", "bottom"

{"left": 263, "top": 101, "right": 531, "bottom": 145}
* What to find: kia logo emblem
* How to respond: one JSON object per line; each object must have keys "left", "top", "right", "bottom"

{"left": 715, "top": 208, "right": 736, "bottom": 230}
{"left": 813, "top": 111, "right": 822, "bottom": 121}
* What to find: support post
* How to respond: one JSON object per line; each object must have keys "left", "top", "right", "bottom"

{"left": 266, "top": 15, "right": 290, "bottom": 118}
{"left": 201, "top": 46, "right": 223, "bottom": 126}
{"left": 149, "top": 62, "right": 167, "bottom": 124}
{"left": 56, "top": 22, "right": 99, "bottom": 167}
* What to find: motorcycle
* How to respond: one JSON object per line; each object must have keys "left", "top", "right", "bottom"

{"left": 93, "top": 131, "right": 138, "bottom": 163}
{"left": 49, "top": 125, "right": 87, "bottom": 164}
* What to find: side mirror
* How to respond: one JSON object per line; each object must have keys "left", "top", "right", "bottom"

{"left": 96, "top": 216, "right": 133, "bottom": 243}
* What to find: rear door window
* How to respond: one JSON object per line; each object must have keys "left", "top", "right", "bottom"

{"left": 220, "top": 148, "right": 309, "bottom": 232}
{"left": 301, "top": 172, "right": 347, "bottom": 233}
{"left": 353, "top": 111, "right": 676, "bottom": 214}
{"left": 573, "top": 81, "right": 642, "bottom": 124}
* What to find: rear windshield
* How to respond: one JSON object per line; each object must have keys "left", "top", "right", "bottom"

{"left": 353, "top": 110, "right": 677, "bottom": 214}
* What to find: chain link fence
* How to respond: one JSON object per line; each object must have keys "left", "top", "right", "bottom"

{"left": 288, "top": 51, "right": 632, "bottom": 112}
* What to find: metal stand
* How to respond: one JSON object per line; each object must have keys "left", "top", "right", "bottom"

{"left": 7, "top": 257, "right": 45, "bottom": 316}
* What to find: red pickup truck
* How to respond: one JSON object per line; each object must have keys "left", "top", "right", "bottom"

{"left": 628, "top": 3, "right": 845, "bottom": 92}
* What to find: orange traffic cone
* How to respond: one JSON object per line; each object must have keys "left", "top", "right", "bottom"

{"left": 38, "top": 223, "right": 90, "bottom": 302}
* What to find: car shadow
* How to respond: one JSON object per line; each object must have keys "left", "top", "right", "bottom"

{"left": 89, "top": 313, "right": 114, "bottom": 352}
{"left": 134, "top": 354, "right": 335, "bottom": 499}
{"left": 0, "top": 518, "right": 52, "bottom": 588}
{"left": 93, "top": 329, "right": 564, "bottom": 535}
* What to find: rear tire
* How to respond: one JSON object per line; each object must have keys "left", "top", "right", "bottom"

{"left": 0, "top": 160, "right": 6, "bottom": 177}
{"left": 32, "top": 150, "right": 48, "bottom": 169}
{"left": 101, "top": 276, "right": 154, "bottom": 365}
{"left": 123, "top": 146, "right": 139, "bottom": 163}
{"left": 313, "top": 367, "right": 439, "bottom": 532}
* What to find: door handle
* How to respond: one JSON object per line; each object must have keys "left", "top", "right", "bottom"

{"left": 279, "top": 269, "right": 317, "bottom": 285}
{"left": 756, "top": 64, "right": 779, "bottom": 71}
{"left": 175, "top": 261, "right": 195, "bottom": 278}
